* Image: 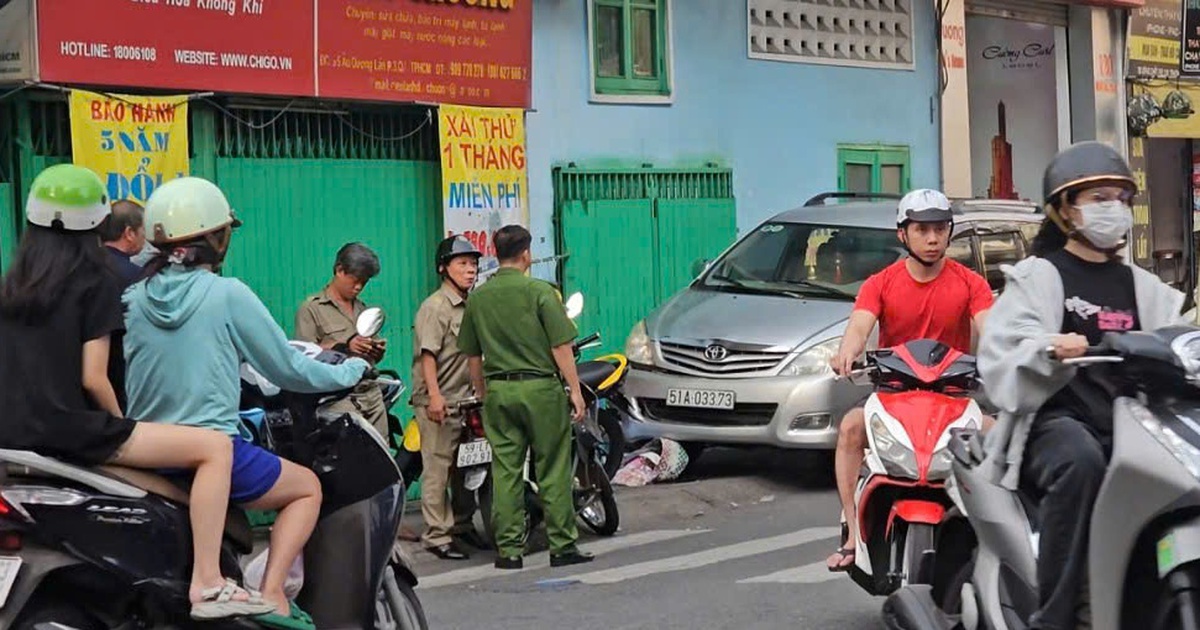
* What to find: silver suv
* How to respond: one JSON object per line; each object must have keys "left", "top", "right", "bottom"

{"left": 619, "top": 193, "right": 1044, "bottom": 454}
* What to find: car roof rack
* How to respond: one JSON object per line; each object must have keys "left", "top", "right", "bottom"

{"left": 803, "top": 192, "right": 904, "bottom": 207}
{"left": 950, "top": 198, "right": 1042, "bottom": 214}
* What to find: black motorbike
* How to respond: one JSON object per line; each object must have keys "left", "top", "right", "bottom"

{"left": 0, "top": 309, "right": 428, "bottom": 630}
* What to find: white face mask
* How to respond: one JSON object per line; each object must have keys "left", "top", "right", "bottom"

{"left": 1074, "top": 200, "right": 1133, "bottom": 250}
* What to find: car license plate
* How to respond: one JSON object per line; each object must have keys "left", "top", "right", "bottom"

{"left": 666, "top": 388, "right": 735, "bottom": 410}
{"left": 0, "top": 556, "right": 21, "bottom": 609}
{"left": 457, "top": 439, "right": 493, "bottom": 468}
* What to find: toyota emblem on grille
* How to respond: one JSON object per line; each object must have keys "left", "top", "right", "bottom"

{"left": 704, "top": 344, "right": 729, "bottom": 362}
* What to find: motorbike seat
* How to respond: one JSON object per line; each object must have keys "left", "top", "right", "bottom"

{"left": 578, "top": 361, "right": 618, "bottom": 391}
{"left": 98, "top": 465, "right": 255, "bottom": 555}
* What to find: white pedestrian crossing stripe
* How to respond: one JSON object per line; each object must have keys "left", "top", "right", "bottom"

{"left": 417, "top": 528, "right": 710, "bottom": 589}
{"left": 557, "top": 527, "right": 839, "bottom": 585}
{"left": 738, "top": 560, "right": 844, "bottom": 584}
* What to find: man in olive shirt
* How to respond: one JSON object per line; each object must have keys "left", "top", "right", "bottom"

{"left": 410, "top": 236, "right": 488, "bottom": 560}
{"left": 458, "top": 225, "right": 594, "bottom": 569}
{"left": 294, "top": 243, "right": 388, "bottom": 436}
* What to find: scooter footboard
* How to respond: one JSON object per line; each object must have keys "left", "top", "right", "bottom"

{"left": 300, "top": 484, "right": 404, "bottom": 630}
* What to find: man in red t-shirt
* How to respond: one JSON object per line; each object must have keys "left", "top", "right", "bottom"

{"left": 826, "top": 189, "right": 994, "bottom": 571}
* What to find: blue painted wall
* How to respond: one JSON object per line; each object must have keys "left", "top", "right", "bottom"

{"left": 525, "top": 0, "right": 941, "bottom": 263}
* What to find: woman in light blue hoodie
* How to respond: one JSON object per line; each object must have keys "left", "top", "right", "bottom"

{"left": 123, "top": 177, "right": 367, "bottom": 630}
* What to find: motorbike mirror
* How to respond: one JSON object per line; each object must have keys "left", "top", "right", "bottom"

{"left": 356, "top": 307, "right": 386, "bottom": 338}
{"left": 565, "top": 292, "right": 584, "bottom": 320}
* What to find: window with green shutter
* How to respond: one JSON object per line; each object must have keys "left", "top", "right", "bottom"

{"left": 837, "top": 144, "right": 911, "bottom": 194}
{"left": 589, "top": 0, "right": 672, "bottom": 101}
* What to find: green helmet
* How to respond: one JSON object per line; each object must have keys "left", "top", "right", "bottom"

{"left": 25, "top": 164, "right": 110, "bottom": 231}
{"left": 144, "top": 176, "right": 240, "bottom": 246}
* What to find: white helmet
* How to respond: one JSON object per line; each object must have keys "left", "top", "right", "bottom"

{"left": 25, "top": 164, "right": 111, "bottom": 231}
{"left": 144, "top": 176, "right": 240, "bottom": 246}
{"left": 896, "top": 189, "right": 953, "bottom": 226}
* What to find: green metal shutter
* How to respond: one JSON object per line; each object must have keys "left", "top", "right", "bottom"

{"left": 555, "top": 166, "right": 736, "bottom": 356}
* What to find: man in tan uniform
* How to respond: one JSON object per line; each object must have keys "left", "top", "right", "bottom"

{"left": 411, "top": 235, "right": 487, "bottom": 560}
{"left": 294, "top": 242, "right": 389, "bottom": 437}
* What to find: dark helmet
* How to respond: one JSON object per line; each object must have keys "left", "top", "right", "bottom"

{"left": 436, "top": 235, "right": 482, "bottom": 271}
{"left": 1042, "top": 141, "right": 1137, "bottom": 209}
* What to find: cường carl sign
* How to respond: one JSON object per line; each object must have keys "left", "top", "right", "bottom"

{"left": 438, "top": 104, "right": 528, "bottom": 276}
{"left": 69, "top": 89, "right": 189, "bottom": 205}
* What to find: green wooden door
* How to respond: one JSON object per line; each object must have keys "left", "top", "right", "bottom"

{"left": 655, "top": 198, "right": 737, "bottom": 302}
{"left": 560, "top": 198, "right": 658, "bottom": 357}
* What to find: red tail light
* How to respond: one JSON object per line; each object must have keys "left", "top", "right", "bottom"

{"left": 0, "top": 531, "right": 21, "bottom": 551}
{"left": 467, "top": 411, "right": 485, "bottom": 438}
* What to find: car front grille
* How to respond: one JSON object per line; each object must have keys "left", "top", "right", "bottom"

{"left": 640, "top": 398, "right": 778, "bottom": 427}
{"left": 658, "top": 341, "right": 788, "bottom": 376}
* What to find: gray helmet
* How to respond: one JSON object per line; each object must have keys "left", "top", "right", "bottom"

{"left": 1042, "top": 141, "right": 1136, "bottom": 208}
{"left": 436, "top": 235, "right": 482, "bottom": 271}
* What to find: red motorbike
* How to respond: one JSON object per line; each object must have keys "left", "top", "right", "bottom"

{"left": 843, "top": 338, "right": 983, "bottom": 595}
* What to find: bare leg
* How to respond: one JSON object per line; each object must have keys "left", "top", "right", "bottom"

{"left": 827, "top": 408, "right": 866, "bottom": 570}
{"left": 110, "top": 423, "right": 241, "bottom": 603}
{"left": 244, "top": 460, "right": 322, "bottom": 615}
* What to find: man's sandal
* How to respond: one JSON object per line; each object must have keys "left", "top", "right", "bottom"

{"left": 190, "top": 578, "right": 275, "bottom": 620}
{"left": 826, "top": 547, "right": 856, "bottom": 573}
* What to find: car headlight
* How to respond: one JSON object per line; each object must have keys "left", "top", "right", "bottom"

{"left": 869, "top": 414, "right": 919, "bottom": 478}
{"left": 782, "top": 338, "right": 840, "bottom": 377}
{"left": 1127, "top": 398, "right": 1200, "bottom": 480}
{"left": 625, "top": 321, "right": 653, "bottom": 365}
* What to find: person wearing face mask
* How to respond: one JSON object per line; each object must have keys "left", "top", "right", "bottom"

{"left": 977, "top": 141, "right": 1188, "bottom": 630}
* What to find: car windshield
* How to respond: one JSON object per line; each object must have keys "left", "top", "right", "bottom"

{"left": 701, "top": 222, "right": 903, "bottom": 300}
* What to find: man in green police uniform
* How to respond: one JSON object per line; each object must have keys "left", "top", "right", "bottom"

{"left": 458, "top": 225, "right": 595, "bottom": 569}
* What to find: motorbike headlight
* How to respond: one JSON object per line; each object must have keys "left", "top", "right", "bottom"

{"left": 927, "top": 448, "right": 954, "bottom": 480}
{"left": 781, "top": 338, "right": 840, "bottom": 377}
{"left": 869, "top": 414, "right": 919, "bottom": 478}
{"left": 1128, "top": 399, "right": 1200, "bottom": 480}
{"left": 1172, "top": 331, "right": 1200, "bottom": 377}
{"left": 625, "top": 321, "right": 654, "bottom": 365}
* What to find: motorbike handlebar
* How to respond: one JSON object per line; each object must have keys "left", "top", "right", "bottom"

{"left": 1044, "top": 345, "right": 1124, "bottom": 365}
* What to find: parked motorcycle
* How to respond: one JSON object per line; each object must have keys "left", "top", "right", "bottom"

{"left": 883, "top": 326, "right": 1200, "bottom": 630}
{"left": 842, "top": 339, "right": 984, "bottom": 596}
{"left": 0, "top": 308, "right": 429, "bottom": 630}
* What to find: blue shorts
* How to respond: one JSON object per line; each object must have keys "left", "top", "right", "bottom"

{"left": 230, "top": 437, "right": 282, "bottom": 504}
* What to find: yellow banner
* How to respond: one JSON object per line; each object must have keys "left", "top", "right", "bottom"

{"left": 1129, "top": 35, "right": 1181, "bottom": 65}
{"left": 69, "top": 89, "right": 189, "bottom": 204}
{"left": 438, "top": 104, "right": 529, "bottom": 275}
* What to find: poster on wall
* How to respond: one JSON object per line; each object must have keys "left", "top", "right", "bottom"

{"left": 68, "top": 90, "right": 190, "bottom": 205}
{"left": 0, "top": 0, "right": 33, "bottom": 82}
{"left": 438, "top": 104, "right": 529, "bottom": 277}
{"left": 966, "top": 15, "right": 1060, "bottom": 201}
{"left": 1128, "top": 0, "right": 1183, "bottom": 80}
{"left": 33, "top": 0, "right": 532, "bottom": 108}
{"left": 1184, "top": 0, "right": 1200, "bottom": 76}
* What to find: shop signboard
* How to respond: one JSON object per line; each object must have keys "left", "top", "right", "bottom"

{"left": 438, "top": 104, "right": 529, "bottom": 276}
{"left": 33, "top": 0, "right": 532, "bottom": 108}
{"left": 1128, "top": 136, "right": 1153, "bottom": 268}
{"left": 1184, "top": 0, "right": 1200, "bottom": 76}
{"left": 1129, "top": 0, "right": 1183, "bottom": 80}
{"left": 0, "top": 0, "right": 33, "bottom": 83}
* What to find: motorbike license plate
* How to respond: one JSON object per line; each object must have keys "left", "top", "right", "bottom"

{"left": 457, "top": 439, "right": 493, "bottom": 468}
{"left": 667, "top": 388, "right": 735, "bottom": 410}
{"left": 0, "top": 555, "right": 21, "bottom": 608}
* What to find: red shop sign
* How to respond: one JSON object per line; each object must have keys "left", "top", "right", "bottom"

{"left": 37, "top": 0, "right": 316, "bottom": 97}
{"left": 317, "top": 0, "right": 532, "bottom": 108}
{"left": 34, "top": 0, "right": 532, "bottom": 109}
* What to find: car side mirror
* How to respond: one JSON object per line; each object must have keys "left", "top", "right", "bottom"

{"left": 691, "top": 258, "right": 710, "bottom": 278}
{"left": 356, "top": 307, "right": 386, "bottom": 338}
